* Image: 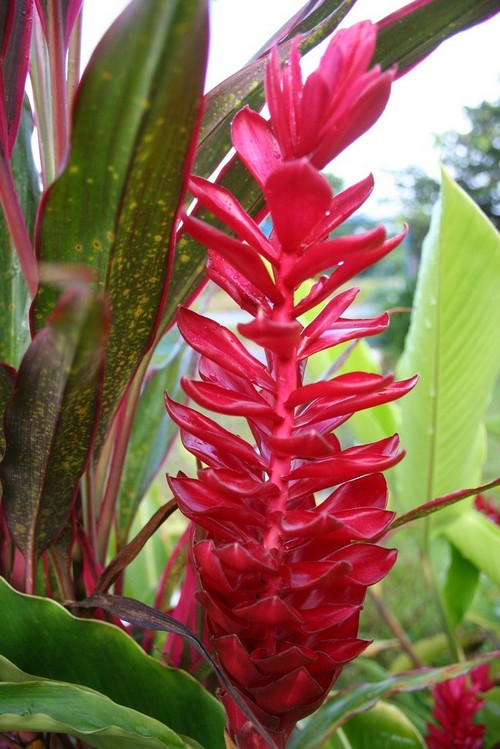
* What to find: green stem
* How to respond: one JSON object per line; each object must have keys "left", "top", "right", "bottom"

{"left": 0, "top": 154, "right": 38, "bottom": 297}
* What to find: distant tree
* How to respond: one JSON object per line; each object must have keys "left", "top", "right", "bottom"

{"left": 439, "top": 97, "right": 500, "bottom": 229}
{"left": 396, "top": 97, "right": 500, "bottom": 251}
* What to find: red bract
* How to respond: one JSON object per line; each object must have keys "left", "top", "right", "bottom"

{"left": 232, "top": 22, "right": 395, "bottom": 186}
{"left": 426, "top": 665, "right": 493, "bottom": 749}
{"left": 166, "top": 21, "right": 416, "bottom": 748}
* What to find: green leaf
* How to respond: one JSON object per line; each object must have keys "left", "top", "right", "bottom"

{"left": 33, "top": 0, "right": 208, "bottom": 449}
{"left": 0, "top": 103, "right": 40, "bottom": 368}
{"left": 374, "top": 0, "right": 500, "bottom": 75}
{"left": 444, "top": 508, "right": 500, "bottom": 585}
{"left": 288, "top": 652, "right": 499, "bottom": 749}
{"left": 341, "top": 701, "right": 425, "bottom": 749}
{"left": 396, "top": 169, "right": 500, "bottom": 522}
{"left": 0, "top": 286, "right": 108, "bottom": 588}
{"left": 0, "top": 679, "right": 191, "bottom": 749}
{"left": 442, "top": 542, "right": 480, "bottom": 627}
{"left": 0, "top": 577, "right": 225, "bottom": 749}
{"left": 77, "top": 592, "right": 274, "bottom": 749}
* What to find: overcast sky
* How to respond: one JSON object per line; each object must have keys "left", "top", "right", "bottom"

{"left": 81, "top": 0, "right": 500, "bottom": 209}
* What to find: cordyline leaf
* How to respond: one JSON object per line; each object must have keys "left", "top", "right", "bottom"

{"left": 396, "top": 169, "right": 500, "bottom": 524}
{"left": 375, "top": 0, "right": 500, "bottom": 76}
{"left": 288, "top": 651, "right": 500, "bottom": 749}
{"left": 32, "top": 0, "right": 208, "bottom": 451}
{"left": 0, "top": 363, "right": 15, "bottom": 457}
{"left": 0, "top": 285, "right": 109, "bottom": 586}
{"left": 0, "top": 0, "right": 34, "bottom": 156}
{"left": 0, "top": 577, "right": 225, "bottom": 748}
{"left": 0, "top": 679, "right": 192, "bottom": 749}
{"left": 77, "top": 593, "right": 276, "bottom": 749}
{"left": 0, "top": 102, "right": 40, "bottom": 368}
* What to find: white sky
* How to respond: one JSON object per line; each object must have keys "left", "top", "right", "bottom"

{"left": 82, "top": 0, "right": 500, "bottom": 210}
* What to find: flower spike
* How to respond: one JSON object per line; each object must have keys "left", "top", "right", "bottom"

{"left": 167, "top": 20, "right": 415, "bottom": 748}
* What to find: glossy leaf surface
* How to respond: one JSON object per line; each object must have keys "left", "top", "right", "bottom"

{"left": 0, "top": 577, "right": 225, "bottom": 748}
{"left": 33, "top": 0, "right": 208, "bottom": 448}
{"left": 0, "top": 285, "right": 108, "bottom": 581}
{"left": 0, "top": 677, "right": 193, "bottom": 749}
{"left": 396, "top": 169, "right": 500, "bottom": 521}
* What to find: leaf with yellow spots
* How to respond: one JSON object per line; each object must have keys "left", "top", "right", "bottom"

{"left": 32, "top": 0, "right": 208, "bottom": 452}
{"left": 0, "top": 284, "right": 109, "bottom": 591}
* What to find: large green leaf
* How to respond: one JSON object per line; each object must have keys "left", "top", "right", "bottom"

{"left": 288, "top": 652, "right": 499, "bottom": 749}
{"left": 0, "top": 577, "right": 225, "bottom": 749}
{"left": 0, "top": 676, "right": 193, "bottom": 749}
{"left": 33, "top": 0, "right": 208, "bottom": 449}
{"left": 0, "top": 285, "right": 108, "bottom": 590}
{"left": 396, "top": 169, "right": 500, "bottom": 521}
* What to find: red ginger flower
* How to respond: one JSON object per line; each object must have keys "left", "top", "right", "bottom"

{"left": 426, "top": 665, "right": 494, "bottom": 749}
{"left": 231, "top": 22, "right": 395, "bottom": 188}
{"left": 166, "top": 22, "right": 415, "bottom": 748}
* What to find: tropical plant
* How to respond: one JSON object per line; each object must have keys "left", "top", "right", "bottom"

{"left": 0, "top": 1, "right": 499, "bottom": 748}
